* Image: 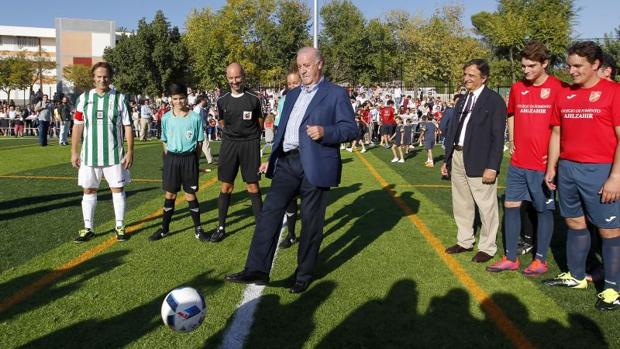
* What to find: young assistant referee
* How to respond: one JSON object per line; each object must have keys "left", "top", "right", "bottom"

{"left": 150, "top": 83, "right": 209, "bottom": 242}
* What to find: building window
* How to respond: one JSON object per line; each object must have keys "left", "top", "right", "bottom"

{"left": 16, "top": 37, "right": 39, "bottom": 48}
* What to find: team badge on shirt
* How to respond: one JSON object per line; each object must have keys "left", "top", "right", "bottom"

{"left": 589, "top": 91, "right": 602, "bottom": 103}
{"left": 242, "top": 111, "right": 252, "bottom": 120}
{"left": 186, "top": 130, "right": 193, "bottom": 140}
{"left": 540, "top": 88, "right": 550, "bottom": 100}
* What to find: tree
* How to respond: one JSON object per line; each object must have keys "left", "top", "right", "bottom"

{"left": 29, "top": 50, "right": 55, "bottom": 91}
{"left": 63, "top": 64, "right": 93, "bottom": 95}
{"left": 265, "top": 0, "right": 311, "bottom": 82}
{"left": 104, "top": 10, "right": 189, "bottom": 96}
{"left": 0, "top": 53, "right": 37, "bottom": 101}
{"left": 602, "top": 25, "right": 620, "bottom": 81}
{"left": 319, "top": 0, "right": 367, "bottom": 84}
{"left": 399, "top": 5, "right": 489, "bottom": 89}
{"left": 184, "top": 7, "right": 227, "bottom": 89}
{"left": 472, "top": 0, "right": 576, "bottom": 83}
{"left": 184, "top": 0, "right": 310, "bottom": 89}
{"left": 360, "top": 18, "right": 398, "bottom": 86}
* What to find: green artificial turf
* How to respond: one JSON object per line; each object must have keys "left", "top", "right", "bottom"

{"left": 0, "top": 138, "right": 617, "bottom": 348}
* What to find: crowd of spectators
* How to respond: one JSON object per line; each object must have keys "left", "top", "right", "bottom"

{"left": 0, "top": 84, "right": 455, "bottom": 152}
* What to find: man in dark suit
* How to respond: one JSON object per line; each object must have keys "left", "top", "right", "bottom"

{"left": 441, "top": 59, "right": 506, "bottom": 263}
{"left": 225, "top": 47, "right": 358, "bottom": 293}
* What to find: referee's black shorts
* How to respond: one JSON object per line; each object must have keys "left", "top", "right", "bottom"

{"left": 218, "top": 138, "right": 261, "bottom": 183}
{"left": 162, "top": 151, "right": 199, "bottom": 194}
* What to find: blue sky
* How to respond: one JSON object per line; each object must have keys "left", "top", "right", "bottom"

{"left": 4, "top": 0, "right": 618, "bottom": 39}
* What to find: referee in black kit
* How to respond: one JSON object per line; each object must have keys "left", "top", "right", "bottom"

{"left": 211, "top": 62, "right": 264, "bottom": 242}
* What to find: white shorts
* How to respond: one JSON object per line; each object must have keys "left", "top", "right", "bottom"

{"left": 78, "top": 164, "right": 131, "bottom": 189}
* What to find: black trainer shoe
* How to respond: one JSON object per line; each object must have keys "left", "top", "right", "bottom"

{"left": 595, "top": 289, "right": 620, "bottom": 311}
{"left": 543, "top": 272, "right": 587, "bottom": 289}
{"left": 195, "top": 227, "right": 210, "bottom": 242}
{"left": 74, "top": 228, "right": 95, "bottom": 243}
{"left": 149, "top": 228, "right": 168, "bottom": 242}
{"left": 279, "top": 236, "right": 297, "bottom": 249}
{"left": 516, "top": 240, "right": 533, "bottom": 255}
{"left": 115, "top": 226, "right": 129, "bottom": 242}
{"left": 210, "top": 226, "right": 226, "bottom": 243}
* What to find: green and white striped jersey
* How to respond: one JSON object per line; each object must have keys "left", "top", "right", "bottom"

{"left": 74, "top": 88, "right": 131, "bottom": 167}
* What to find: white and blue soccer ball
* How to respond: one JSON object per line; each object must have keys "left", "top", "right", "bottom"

{"left": 161, "top": 287, "right": 207, "bottom": 332}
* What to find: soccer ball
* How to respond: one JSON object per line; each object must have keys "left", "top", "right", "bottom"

{"left": 161, "top": 287, "right": 207, "bottom": 332}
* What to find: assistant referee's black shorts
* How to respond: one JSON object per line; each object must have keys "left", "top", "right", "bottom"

{"left": 162, "top": 151, "right": 199, "bottom": 194}
{"left": 218, "top": 138, "right": 261, "bottom": 183}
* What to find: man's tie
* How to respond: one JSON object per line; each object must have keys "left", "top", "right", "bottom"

{"left": 454, "top": 92, "right": 474, "bottom": 146}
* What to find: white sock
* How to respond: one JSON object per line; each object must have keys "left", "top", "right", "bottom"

{"left": 82, "top": 193, "right": 97, "bottom": 229}
{"left": 112, "top": 191, "right": 126, "bottom": 227}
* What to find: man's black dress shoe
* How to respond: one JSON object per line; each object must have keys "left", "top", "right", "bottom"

{"left": 289, "top": 280, "right": 310, "bottom": 294}
{"left": 224, "top": 269, "right": 269, "bottom": 285}
{"left": 445, "top": 244, "right": 474, "bottom": 254}
{"left": 471, "top": 251, "right": 493, "bottom": 263}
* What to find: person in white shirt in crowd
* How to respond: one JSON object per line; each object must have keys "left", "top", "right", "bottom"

{"left": 139, "top": 99, "right": 153, "bottom": 141}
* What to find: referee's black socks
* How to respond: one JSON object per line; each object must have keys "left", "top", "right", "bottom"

{"left": 162, "top": 198, "right": 175, "bottom": 232}
{"left": 218, "top": 192, "right": 232, "bottom": 228}
{"left": 249, "top": 191, "right": 263, "bottom": 219}
{"left": 187, "top": 199, "right": 202, "bottom": 230}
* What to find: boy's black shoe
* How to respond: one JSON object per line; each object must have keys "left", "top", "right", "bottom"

{"left": 149, "top": 228, "right": 168, "bottom": 241}
{"left": 195, "top": 227, "right": 210, "bottom": 242}
{"left": 279, "top": 236, "right": 297, "bottom": 249}
{"left": 516, "top": 240, "right": 533, "bottom": 255}
{"left": 210, "top": 226, "right": 226, "bottom": 243}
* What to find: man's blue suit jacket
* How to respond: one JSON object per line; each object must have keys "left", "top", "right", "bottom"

{"left": 266, "top": 79, "right": 357, "bottom": 188}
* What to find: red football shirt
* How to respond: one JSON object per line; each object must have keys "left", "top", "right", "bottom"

{"left": 551, "top": 78, "right": 620, "bottom": 163}
{"left": 380, "top": 107, "right": 395, "bottom": 125}
{"left": 360, "top": 109, "right": 371, "bottom": 124}
{"left": 507, "top": 75, "right": 566, "bottom": 171}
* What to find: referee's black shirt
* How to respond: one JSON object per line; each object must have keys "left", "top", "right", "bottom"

{"left": 216, "top": 90, "right": 263, "bottom": 141}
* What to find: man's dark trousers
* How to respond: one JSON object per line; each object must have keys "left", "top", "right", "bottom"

{"left": 245, "top": 151, "right": 329, "bottom": 283}
{"left": 38, "top": 120, "right": 49, "bottom": 146}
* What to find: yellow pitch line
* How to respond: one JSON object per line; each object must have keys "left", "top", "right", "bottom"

{"left": 355, "top": 153, "right": 535, "bottom": 349}
{"left": 0, "top": 175, "right": 162, "bottom": 183}
{"left": 0, "top": 176, "right": 218, "bottom": 314}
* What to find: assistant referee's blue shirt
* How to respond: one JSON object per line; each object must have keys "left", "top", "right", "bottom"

{"left": 161, "top": 110, "right": 204, "bottom": 153}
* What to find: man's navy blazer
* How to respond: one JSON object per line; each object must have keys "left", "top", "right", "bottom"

{"left": 267, "top": 79, "right": 357, "bottom": 188}
{"left": 444, "top": 86, "right": 507, "bottom": 177}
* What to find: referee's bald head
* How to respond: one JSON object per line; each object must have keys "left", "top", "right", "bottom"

{"left": 226, "top": 63, "right": 245, "bottom": 77}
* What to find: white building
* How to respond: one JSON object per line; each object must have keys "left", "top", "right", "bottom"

{"left": 0, "top": 25, "right": 56, "bottom": 103}
{"left": 0, "top": 18, "right": 117, "bottom": 104}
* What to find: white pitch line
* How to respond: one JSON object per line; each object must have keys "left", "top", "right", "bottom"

{"left": 219, "top": 215, "right": 289, "bottom": 349}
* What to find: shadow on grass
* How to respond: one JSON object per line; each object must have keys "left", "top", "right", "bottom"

{"left": 0, "top": 250, "right": 130, "bottom": 323}
{"left": 313, "top": 279, "right": 607, "bottom": 349}
{"left": 204, "top": 280, "right": 337, "bottom": 349}
{"left": 19, "top": 270, "right": 223, "bottom": 349}
{"left": 129, "top": 190, "right": 261, "bottom": 238}
{"left": 0, "top": 187, "right": 158, "bottom": 221}
{"left": 315, "top": 187, "right": 418, "bottom": 279}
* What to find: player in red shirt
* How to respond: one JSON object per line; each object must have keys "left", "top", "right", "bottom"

{"left": 379, "top": 100, "right": 396, "bottom": 148}
{"left": 487, "top": 42, "right": 566, "bottom": 276}
{"left": 543, "top": 42, "right": 620, "bottom": 311}
{"left": 360, "top": 102, "right": 373, "bottom": 145}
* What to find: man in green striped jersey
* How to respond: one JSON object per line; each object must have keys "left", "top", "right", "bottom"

{"left": 71, "top": 62, "right": 134, "bottom": 243}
